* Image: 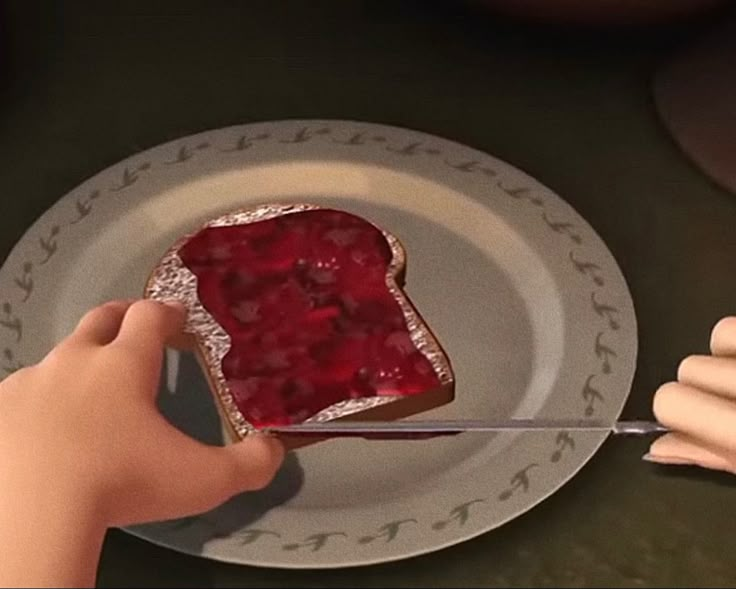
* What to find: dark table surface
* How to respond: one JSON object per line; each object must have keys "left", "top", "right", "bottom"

{"left": 2, "top": 1, "right": 736, "bottom": 587}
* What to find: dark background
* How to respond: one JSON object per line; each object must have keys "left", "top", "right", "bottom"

{"left": 2, "top": 1, "right": 736, "bottom": 586}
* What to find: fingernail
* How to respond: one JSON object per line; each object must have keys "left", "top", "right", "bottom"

{"left": 642, "top": 452, "right": 693, "bottom": 465}
{"left": 162, "top": 300, "right": 186, "bottom": 312}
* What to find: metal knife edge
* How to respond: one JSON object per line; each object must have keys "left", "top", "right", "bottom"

{"left": 265, "top": 419, "right": 668, "bottom": 436}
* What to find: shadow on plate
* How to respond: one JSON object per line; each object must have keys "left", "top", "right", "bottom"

{"left": 129, "top": 350, "right": 305, "bottom": 553}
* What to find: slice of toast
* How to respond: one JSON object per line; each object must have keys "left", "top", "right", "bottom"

{"left": 145, "top": 204, "right": 454, "bottom": 447}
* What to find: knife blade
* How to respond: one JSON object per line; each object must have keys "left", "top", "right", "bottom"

{"left": 265, "top": 419, "right": 668, "bottom": 439}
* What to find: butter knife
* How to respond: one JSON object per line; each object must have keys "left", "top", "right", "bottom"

{"left": 266, "top": 419, "right": 668, "bottom": 439}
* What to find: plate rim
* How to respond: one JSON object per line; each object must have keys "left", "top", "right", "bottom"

{"left": 0, "top": 119, "right": 638, "bottom": 568}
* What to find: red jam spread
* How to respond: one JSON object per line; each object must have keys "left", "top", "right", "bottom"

{"left": 179, "top": 209, "right": 440, "bottom": 427}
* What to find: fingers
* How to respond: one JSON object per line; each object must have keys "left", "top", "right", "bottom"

{"left": 68, "top": 298, "right": 187, "bottom": 349}
{"left": 677, "top": 355, "right": 736, "bottom": 400}
{"left": 653, "top": 381, "right": 736, "bottom": 455}
{"left": 115, "top": 300, "right": 187, "bottom": 352}
{"left": 646, "top": 432, "right": 733, "bottom": 473}
{"left": 71, "top": 300, "right": 135, "bottom": 346}
{"left": 647, "top": 317, "right": 736, "bottom": 476}
{"left": 711, "top": 316, "right": 736, "bottom": 357}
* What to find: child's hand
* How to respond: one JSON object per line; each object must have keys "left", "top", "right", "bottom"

{"left": 649, "top": 317, "right": 736, "bottom": 473}
{"left": 0, "top": 299, "right": 284, "bottom": 527}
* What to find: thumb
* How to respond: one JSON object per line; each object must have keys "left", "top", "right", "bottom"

{"left": 188, "top": 434, "right": 286, "bottom": 515}
{"left": 218, "top": 433, "right": 287, "bottom": 496}
{"left": 644, "top": 432, "right": 733, "bottom": 473}
{"left": 117, "top": 430, "right": 286, "bottom": 525}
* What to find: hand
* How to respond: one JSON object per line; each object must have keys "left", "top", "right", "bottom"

{"left": 0, "top": 299, "right": 284, "bottom": 527}
{"left": 0, "top": 299, "right": 284, "bottom": 587}
{"left": 649, "top": 316, "right": 736, "bottom": 473}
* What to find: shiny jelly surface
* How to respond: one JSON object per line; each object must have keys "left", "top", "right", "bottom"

{"left": 179, "top": 209, "right": 440, "bottom": 428}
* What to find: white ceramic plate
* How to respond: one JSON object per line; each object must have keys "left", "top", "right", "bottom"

{"left": 0, "top": 120, "right": 636, "bottom": 568}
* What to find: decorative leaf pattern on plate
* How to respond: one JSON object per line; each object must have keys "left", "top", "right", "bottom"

{"left": 2, "top": 347, "right": 23, "bottom": 374}
{"left": 333, "top": 132, "right": 387, "bottom": 146}
{"left": 39, "top": 225, "right": 61, "bottom": 265}
{"left": 497, "top": 181, "right": 529, "bottom": 199}
{"left": 542, "top": 212, "right": 582, "bottom": 244}
{"left": 0, "top": 302, "right": 22, "bottom": 342}
{"left": 13, "top": 262, "right": 33, "bottom": 302}
{"left": 385, "top": 141, "right": 439, "bottom": 156}
{"left": 591, "top": 292, "right": 620, "bottom": 331}
{"left": 550, "top": 431, "right": 575, "bottom": 463}
{"left": 581, "top": 374, "right": 604, "bottom": 416}
{"left": 569, "top": 251, "right": 605, "bottom": 286}
{"left": 221, "top": 133, "right": 270, "bottom": 152}
{"left": 234, "top": 529, "right": 281, "bottom": 546}
{"left": 110, "top": 162, "right": 151, "bottom": 192}
{"left": 432, "top": 500, "right": 485, "bottom": 530}
{"left": 498, "top": 464, "right": 539, "bottom": 501}
{"left": 444, "top": 159, "right": 496, "bottom": 176}
{"left": 279, "top": 127, "right": 330, "bottom": 144}
{"left": 282, "top": 532, "right": 347, "bottom": 552}
{"left": 358, "top": 519, "right": 417, "bottom": 544}
{"left": 595, "top": 332, "right": 617, "bottom": 374}
{"left": 165, "top": 143, "right": 211, "bottom": 165}
{"left": 70, "top": 190, "right": 101, "bottom": 225}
